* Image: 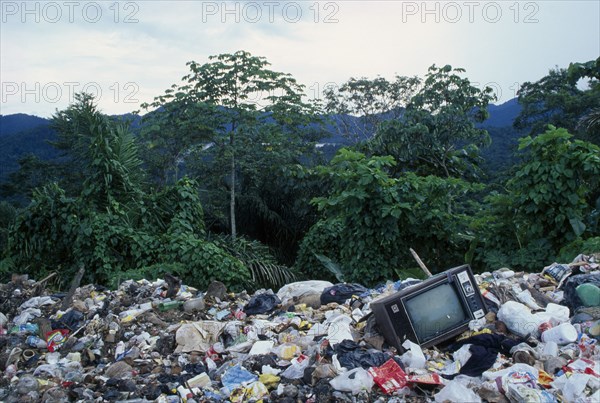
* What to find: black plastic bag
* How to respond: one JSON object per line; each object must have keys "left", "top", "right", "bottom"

{"left": 334, "top": 339, "right": 389, "bottom": 370}
{"left": 51, "top": 309, "right": 84, "bottom": 331}
{"left": 320, "top": 283, "right": 368, "bottom": 305}
{"left": 563, "top": 273, "right": 600, "bottom": 311}
{"left": 244, "top": 293, "right": 281, "bottom": 315}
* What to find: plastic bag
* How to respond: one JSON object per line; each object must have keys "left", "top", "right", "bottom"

{"left": 280, "top": 354, "right": 309, "bottom": 379}
{"left": 326, "top": 314, "right": 354, "bottom": 347}
{"left": 545, "top": 303, "right": 570, "bottom": 325}
{"left": 174, "top": 321, "right": 226, "bottom": 353}
{"left": 516, "top": 289, "right": 543, "bottom": 310}
{"left": 329, "top": 367, "right": 374, "bottom": 395}
{"left": 244, "top": 293, "right": 281, "bottom": 315}
{"left": 46, "top": 329, "right": 69, "bottom": 352}
{"left": 482, "top": 363, "right": 539, "bottom": 381}
{"left": 277, "top": 280, "right": 333, "bottom": 306}
{"left": 248, "top": 340, "right": 274, "bottom": 356}
{"left": 334, "top": 339, "right": 389, "bottom": 370}
{"left": 52, "top": 309, "right": 84, "bottom": 330}
{"left": 576, "top": 283, "right": 600, "bottom": 307}
{"left": 321, "top": 283, "right": 369, "bottom": 305}
{"left": 497, "top": 301, "right": 543, "bottom": 338}
{"left": 563, "top": 273, "right": 600, "bottom": 311}
{"left": 453, "top": 344, "right": 473, "bottom": 367}
{"left": 221, "top": 365, "right": 258, "bottom": 392}
{"left": 274, "top": 343, "right": 301, "bottom": 360}
{"left": 401, "top": 340, "right": 426, "bottom": 369}
{"left": 434, "top": 379, "right": 482, "bottom": 403}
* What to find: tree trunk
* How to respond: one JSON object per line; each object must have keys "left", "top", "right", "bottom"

{"left": 230, "top": 152, "right": 236, "bottom": 238}
{"left": 230, "top": 123, "right": 237, "bottom": 239}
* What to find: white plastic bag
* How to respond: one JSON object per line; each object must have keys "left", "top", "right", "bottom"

{"left": 401, "top": 340, "right": 426, "bottom": 369}
{"left": 280, "top": 355, "right": 309, "bottom": 379}
{"left": 551, "top": 373, "right": 594, "bottom": 402}
{"left": 482, "top": 363, "right": 539, "bottom": 381}
{"left": 453, "top": 344, "right": 473, "bottom": 367}
{"left": 248, "top": 340, "right": 274, "bottom": 356}
{"left": 276, "top": 280, "right": 333, "bottom": 306}
{"left": 434, "top": 379, "right": 482, "bottom": 403}
{"left": 326, "top": 315, "right": 354, "bottom": 347}
{"left": 497, "top": 301, "right": 544, "bottom": 338}
{"left": 545, "top": 303, "right": 570, "bottom": 325}
{"left": 329, "top": 367, "right": 374, "bottom": 395}
{"left": 516, "top": 289, "right": 543, "bottom": 310}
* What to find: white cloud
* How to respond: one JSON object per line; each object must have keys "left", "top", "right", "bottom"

{"left": 1, "top": 0, "right": 598, "bottom": 117}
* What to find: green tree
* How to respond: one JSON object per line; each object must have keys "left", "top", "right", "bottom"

{"left": 296, "top": 149, "right": 481, "bottom": 285}
{"left": 0, "top": 201, "right": 17, "bottom": 254}
{"left": 0, "top": 155, "right": 60, "bottom": 206}
{"left": 139, "top": 98, "right": 217, "bottom": 186}
{"left": 323, "top": 75, "right": 421, "bottom": 141}
{"left": 369, "top": 65, "right": 495, "bottom": 179}
{"left": 144, "top": 51, "right": 320, "bottom": 239}
{"left": 2, "top": 95, "right": 295, "bottom": 291}
{"left": 473, "top": 126, "right": 600, "bottom": 269}
{"left": 514, "top": 58, "right": 600, "bottom": 144}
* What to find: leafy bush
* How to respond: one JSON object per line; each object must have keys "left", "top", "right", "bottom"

{"left": 0, "top": 201, "right": 17, "bottom": 254}
{"left": 472, "top": 127, "right": 600, "bottom": 271}
{"left": 558, "top": 237, "right": 600, "bottom": 262}
{"left": 295, "top": 149, "right": 480, "bottom": 286}
{"left": 2, "top": 96, "right": 256, "bottom": 290}
{"left": 295, "top": 218, "right": 344, "bottom": 283}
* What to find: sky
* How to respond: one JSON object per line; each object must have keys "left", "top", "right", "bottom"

{"left": 1, "top": 0, "right": 599, "bottom": 117}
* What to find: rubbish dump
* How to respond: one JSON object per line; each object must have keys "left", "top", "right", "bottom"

{"left": 0, "top": 253, "right": 599, "bottom": 402}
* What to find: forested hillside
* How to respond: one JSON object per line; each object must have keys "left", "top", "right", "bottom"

{"left": 1, "top": 54, "right": 598, "bottom": 291}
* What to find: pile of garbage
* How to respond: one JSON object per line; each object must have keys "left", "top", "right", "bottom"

{"left": 0, "top": 254, "right": 599, "bottom": 402}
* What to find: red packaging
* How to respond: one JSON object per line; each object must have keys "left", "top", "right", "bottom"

{"left": 46, "top": 329, "right": 69, "bottom": 352}
{"left": 368, "top": 358, "right": 408, "bottom": 394}
{"left": 407, "top": 373, "right": 443, "bottom": 386}
{"left": 206, "top": 346, "right": 222, "bottom": 362}
{"left": 538, "top": 321, "right": 552, "bottom": 334}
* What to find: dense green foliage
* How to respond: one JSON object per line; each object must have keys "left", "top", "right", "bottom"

{"left": 472, "top": 127, "right": 600, "bottom": 269}
{"left": 1, "top": 55, "right": 599, "bottom": 291}
{"left": 515, "top": 57, "right": 600, "bottom": 144}
{"left": 141, "top": 51, "right": 322, "bottom": 240}
{"left": 295, "top": 149, "right": 482, "bottom": 285}
{"left": 0, "top": 95, "right": 288, "bottom": 291}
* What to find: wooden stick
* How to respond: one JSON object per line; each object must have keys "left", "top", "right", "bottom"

{"left": 33, "top": 272, "right": 57, "bottom": 287}
{"left": 61, "top": 266, "right": 85, "bottom": 311}
{"left": 409, "top": 248, "right": 433, "bottom": 278}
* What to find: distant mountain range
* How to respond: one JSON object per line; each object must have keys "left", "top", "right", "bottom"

{"left": 0, "top": 98, "right": 524, "bottom": 185}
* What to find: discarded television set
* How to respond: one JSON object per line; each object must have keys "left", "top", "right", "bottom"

{"left": 370, "top": 264, "right": 487, "bottom": 351}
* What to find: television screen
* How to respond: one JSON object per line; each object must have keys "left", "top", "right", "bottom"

{"left": 404, "top": 283, "right": 468, "bottom": 343}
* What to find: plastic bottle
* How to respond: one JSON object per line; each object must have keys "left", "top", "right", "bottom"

{"left": 541, "top": 323, "right": 578, "bottom": 345}
{"left": 158, "top": 301, "right": 183, "bottom": 311}
{"left": 183, "top": 298, "right": 205, "bottom": 313}
{"left": 10, "top": 323, "right": 39, "bottom": 334}
{"left": 27, "top": 335, "right": 48, "bottom": 349}
{"left": 542, "top": 341, "right": 559, "bottom": 357}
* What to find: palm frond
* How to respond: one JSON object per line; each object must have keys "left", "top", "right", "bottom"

{"left": 314, "top": 253, "right": 345, "bottom": 282}
{"left": 248, "top": 261, "right": 298, "bottom": 291}
{"left": 210, "top": 233, "right": 299, "bottom": 290}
